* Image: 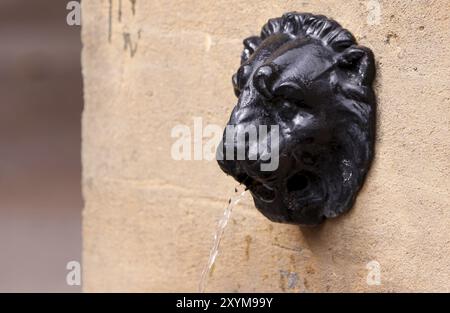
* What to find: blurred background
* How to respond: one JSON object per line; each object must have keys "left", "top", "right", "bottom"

{"left": 0, "top": 0, "right": 82, "bottom": 292}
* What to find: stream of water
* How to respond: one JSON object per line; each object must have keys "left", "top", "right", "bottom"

{"left": 198, "top": 185, "right": 247, "bottom": 293}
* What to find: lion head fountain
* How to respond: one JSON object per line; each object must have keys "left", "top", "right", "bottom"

{"left": 217, "top": 12, "right": 376, "bottom": 225}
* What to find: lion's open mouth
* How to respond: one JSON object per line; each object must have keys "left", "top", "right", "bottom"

{"left": 286, "top": 172, "right": 310, "bottom": 192}
{"left": 250, "top": 182, "right": 276, "bottom": 203}
{"left": 244, "top": 170, "right": 312, "bottom": 204}
{"left": 238, "top": 175, "right": 277, "bottom": 203}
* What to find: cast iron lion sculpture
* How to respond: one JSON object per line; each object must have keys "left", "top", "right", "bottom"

{"left": 217, "top": 12, "right": 376, "bottom": 225}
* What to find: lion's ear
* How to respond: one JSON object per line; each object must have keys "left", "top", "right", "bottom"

{"left": 337, "top": 45, "right": 375, "bottom": 86}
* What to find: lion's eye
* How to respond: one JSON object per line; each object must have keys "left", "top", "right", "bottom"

{"left": 233, "top": 65, "right": 252, "bottom": 94}
{"left": 293, "top": 98, "right": 312, "bottom": 109}
{"left": 280, "top": 98, "right": 312, "bottom": 110}
{"left": 232, "top": 73, "right": 241, "bottom": 96}
{"left": 273, "top": 83, "right": 311, "bottom": 110}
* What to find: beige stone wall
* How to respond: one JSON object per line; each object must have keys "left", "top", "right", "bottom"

{"left": 82, "top": 0, "right": 450, "bottom": 292}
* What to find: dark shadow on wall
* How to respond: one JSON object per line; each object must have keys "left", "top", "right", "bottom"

{"left": 0, "top": 0, "right": 82, "bottom": 292}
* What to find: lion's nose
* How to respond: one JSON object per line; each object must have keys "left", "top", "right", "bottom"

{"left": 253, "top": 65, "right": 275, "bottom": 98}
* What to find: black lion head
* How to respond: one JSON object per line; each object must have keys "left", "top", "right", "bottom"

{"left": 217, "top": 12, "right": 376, "bottom": 225}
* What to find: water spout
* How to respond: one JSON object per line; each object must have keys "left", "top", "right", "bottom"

{"left": 198, "top": 185, "right": 247, "bottom": 292}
